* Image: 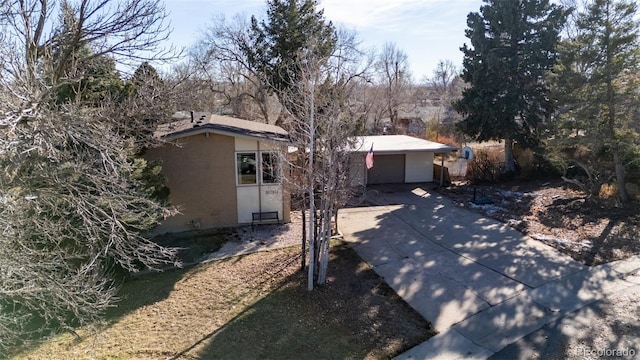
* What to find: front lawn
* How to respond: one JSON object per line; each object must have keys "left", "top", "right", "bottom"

{"left": 13, "top": 244, "right": 433, "bottom": 359}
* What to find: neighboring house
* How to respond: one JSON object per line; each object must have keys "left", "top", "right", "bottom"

{"left": 394, "top": 117, "right": 427, "bottom": 136}
{"left": 349, "top": 135, "right": 457, "bottom": 185}
{"left": 145, "top": 112, "right": 290, "bottom": 234}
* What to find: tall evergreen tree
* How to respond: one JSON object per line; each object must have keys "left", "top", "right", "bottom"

{"left": 454, "top": 0, "right": 566, "bottom": 172}
{"left": 51, "top": 1, "right": 126, "bottom": 106}
{"left": 561, "top": 0, "right": 639, "bottom": 202}
{"left": 123, "top": 62, "right": 170, "bottom": 146}
{"left": 54, "top": 48, "right": 126, "bottom": 105}
{"left": 132, "top": 62, "right": 164, "bottom": 90}
{"left": 247, "top": 0, "right": 337, "bottom": 96}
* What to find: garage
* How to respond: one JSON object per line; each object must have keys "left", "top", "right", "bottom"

{"left": 367, "top": 154, "right": 405, "bottom": 184}
{"left": 348, "top": 135, "right": 457, "bottom": 186}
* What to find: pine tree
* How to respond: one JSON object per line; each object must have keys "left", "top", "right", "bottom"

{"left": 123, "top": 62, "right": 170, "bottom": 147}
{"left": 454, "top": 0, "right": 566, "bottom": 173}
{"left": 569, "top": 0, "right": 639, "bottom": 202}
{"left": 247, "top": 0, "right": 337, "bottom": 96}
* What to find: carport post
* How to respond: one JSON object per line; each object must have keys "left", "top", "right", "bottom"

{"left": 439, "top": 153, "right": 445, "bottom": 187}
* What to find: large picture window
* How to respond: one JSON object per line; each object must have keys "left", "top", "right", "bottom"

{"left": 236, "top": 153, "right": 257, "bottom": 184}
{"left": 261, "top": 152, "right": 280, "bottom": 184}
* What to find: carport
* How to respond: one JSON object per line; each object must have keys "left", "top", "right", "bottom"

{"left": 348, "top": 135, "right": 457, "bottom": 186}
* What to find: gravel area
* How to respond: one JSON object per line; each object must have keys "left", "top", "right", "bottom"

{"left": 204, "top": 210, "right": 304, "bottom": 262}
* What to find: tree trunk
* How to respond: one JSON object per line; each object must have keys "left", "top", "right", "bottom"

{"left": 504, "top": 135, "right": 515, "bottom": 173}
{"left": 613, "top": 151, "right": 629, "bottom": 203}
{"left": 307, "top": 183, "right": 315, "bottom": 290}
{"left": 605, "top": 67, "right": 628, "bottom": 203}
{"left": 313, "top": 208, "right": 321, "bottom": 281}
{"left": 300, "top": 202, "right": 306, "bottom": 271}
{"left": 307, "top": 83, "right": 316, "bottom": 291}
{"left": 316, "top": 195, "right": 333, "bottom": 285}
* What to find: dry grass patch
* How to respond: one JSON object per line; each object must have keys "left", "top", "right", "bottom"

{"left": 13, "top": 245, "right": 433, "bottom": 359}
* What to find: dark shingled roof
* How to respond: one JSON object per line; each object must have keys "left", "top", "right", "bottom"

{"left": 155, "top": 113, "right": 289, "bottom": 143}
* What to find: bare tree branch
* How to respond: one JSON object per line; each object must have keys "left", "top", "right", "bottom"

{"left": 0, "top": 0, "right": 181, "bottom": 352}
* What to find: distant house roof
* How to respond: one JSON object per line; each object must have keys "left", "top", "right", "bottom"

{"left": 348, "top": 135, "right": 457, "bottom": 154}
{"left": 155, "top": 112, "right": 289, "bottom": 143}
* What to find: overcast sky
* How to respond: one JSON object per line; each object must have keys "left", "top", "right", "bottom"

{"left": 163, "top": 0, "right": 485, "bottom": 81}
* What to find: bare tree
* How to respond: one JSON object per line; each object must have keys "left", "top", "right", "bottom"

{"left": 427, "top": 59, "right": 460, "bottom": 140}
{"left": 374, "top": 42, "right": 413, "bottom": 134}
{"left": 429, "top": 60, "right": 458, "bottom": 105}
{"left": 281, "top": 33, "right": 368, "bottom": 290}
{"left": 189, "top": 14, "right": 280, "bottom": 122}
{"left": 1, "top": 0, "right": 174, "bottom": 95}
{"left": 192, "top": 3, "right": 372, "bottom": 290}
{"left": 0, "top": 0, "right": 178, "bottom": 352}
{"left": 0, "top": 106, "right": 179, "bottom": 348}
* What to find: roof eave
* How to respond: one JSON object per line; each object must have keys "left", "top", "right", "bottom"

{"left": 158, "top": 124, "right": 290, "bottom": 144}
{"left": 351, "top": 147, "right": 458, "bottom": 154}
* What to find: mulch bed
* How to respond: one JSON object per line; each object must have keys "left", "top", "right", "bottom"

{"left": 437, "top": 179, "right": 640, "bottom": 266}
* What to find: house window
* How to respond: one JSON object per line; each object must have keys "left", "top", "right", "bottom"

{"left": 236, "top": 153, "right": 257, "bottom": 184}
{"left": 261, "top": 152, "right": 280, "bottom": 184}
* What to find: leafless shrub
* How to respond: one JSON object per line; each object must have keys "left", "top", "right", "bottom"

{"left": 466, "top": 149, "right": 506, "bottom": 183}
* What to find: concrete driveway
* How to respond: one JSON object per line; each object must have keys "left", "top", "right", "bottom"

{"left": 338, "top": 184, "right": 640, "bottom": 359}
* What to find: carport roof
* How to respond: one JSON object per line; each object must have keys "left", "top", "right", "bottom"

{"left": 348, "top": 135, "right": 457, "bottom": 154}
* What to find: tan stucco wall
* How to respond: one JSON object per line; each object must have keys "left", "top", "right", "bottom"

{"left": 145, "top": 133, "right": 237, "bottom": 233}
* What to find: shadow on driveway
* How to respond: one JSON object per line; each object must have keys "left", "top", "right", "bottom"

{"left": 338, "top": 184, "right": 635, "bottom": 357}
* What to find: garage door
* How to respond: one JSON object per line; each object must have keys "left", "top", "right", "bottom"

{"left": 367, "top": 154, "right": 405, "bottom": 184}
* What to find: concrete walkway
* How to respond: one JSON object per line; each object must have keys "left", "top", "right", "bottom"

{"left": 337, "top": 185, "right": 640, "bottom": 359}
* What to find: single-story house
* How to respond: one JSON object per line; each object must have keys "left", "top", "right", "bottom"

{"left": 145, "top": 113, "right": 290, "bottom": 234}
{"left": 348, "top": 135, "right": 457, "bottom": 185}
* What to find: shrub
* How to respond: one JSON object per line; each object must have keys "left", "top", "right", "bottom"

{"left": 466, "top": 148, "right": 506, "bottom": 183}
{"left": 598, "top": 182, "right": 640, "bottom": 201}
{"left": 599, "top": 183, "right": 618, "bottom": 199}
{"left": 517, "top": 149, "right": 535, "bottom": 179}
{"left": 532, "top": 152, "right": 565, "bottom": 178}
{"left": 436, "top": 135, "right": 458, "bottom": 147}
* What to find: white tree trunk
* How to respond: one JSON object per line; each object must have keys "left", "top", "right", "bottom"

{"left": 307, "top": 81, "right": 316, "bottom": 291}
{"left": 316, "top": 193, "right": 333, "bottom": 284}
